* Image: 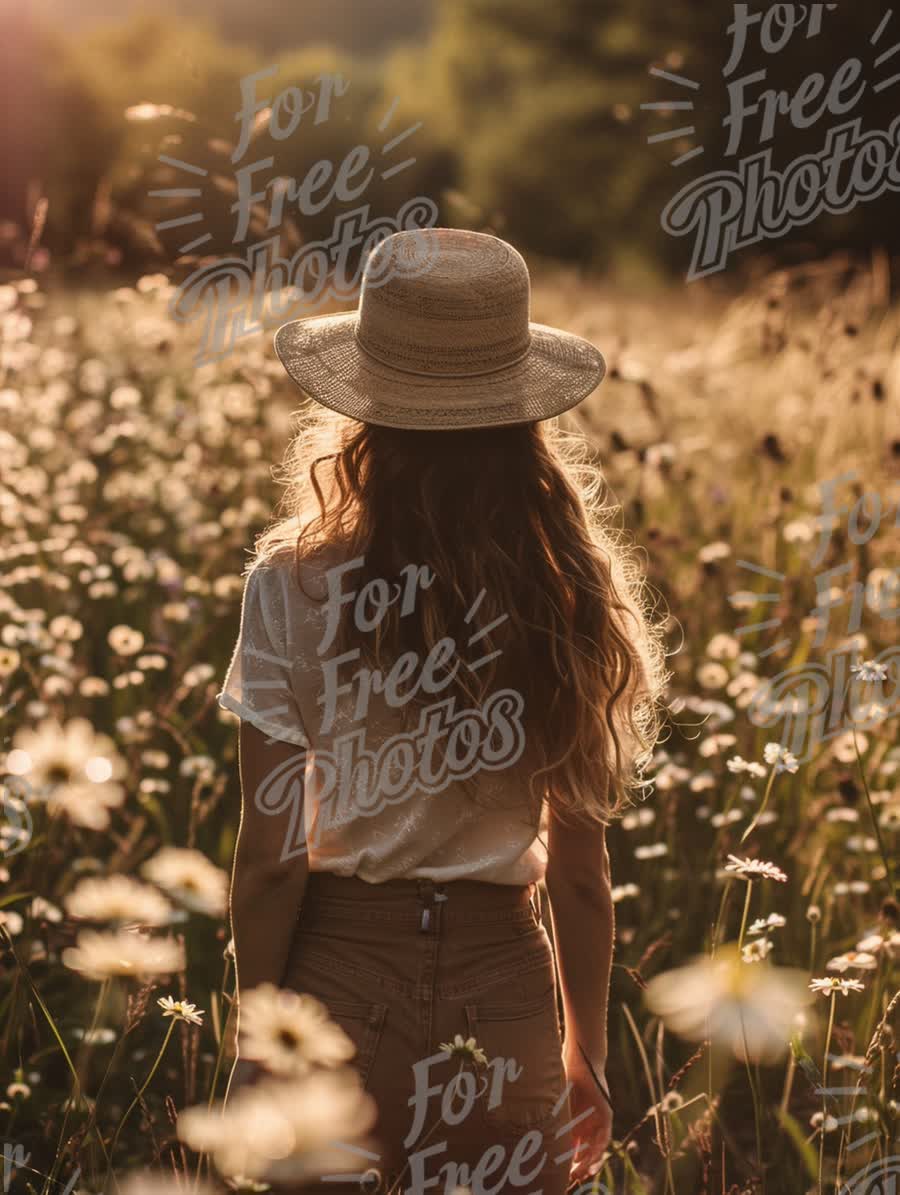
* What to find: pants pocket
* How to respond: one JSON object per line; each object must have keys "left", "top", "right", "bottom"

{"left": 283, "top": 952, "right": 389, "bottom": 1091}
{"left": 323, "top": 998, "right": 388, "bottom": 1090}
{"left": 463, "top": 974, "right": 568, "bottom": 1133}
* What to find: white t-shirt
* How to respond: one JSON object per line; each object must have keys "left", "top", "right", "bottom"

{"left": 216, "top": 546, "right": 547, "bottom": 885}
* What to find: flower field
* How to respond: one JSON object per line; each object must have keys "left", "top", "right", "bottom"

{"left": 0, "top": 258, "right": 898, "bottom": 1195}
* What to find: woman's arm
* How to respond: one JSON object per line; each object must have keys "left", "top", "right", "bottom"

{"left": 545, "top": 806, "right": 615, "bottom": 1174}
{"left": 230, "top": 721, "right": 310, "bottom": 995}
{"left": 545, "top": 809, "right": 615, "bottom": 1071}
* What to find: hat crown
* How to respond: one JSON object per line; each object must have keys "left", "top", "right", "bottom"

{"left": 355, "top": 229, "right": 532, "bottom": 378}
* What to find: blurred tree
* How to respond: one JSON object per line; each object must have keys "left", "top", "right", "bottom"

{"left": 32, "top": 0, "right": 435, "bottom": 56}
{"left": 420, "top": 0, "right": 900, "bottom": 275}
{"left": 9, "top": 0, "right": 900, "bottom": 279}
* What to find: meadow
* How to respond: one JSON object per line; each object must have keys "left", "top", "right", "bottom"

{"left": 0, "top": 255, "right": 898, "bottom": 1195}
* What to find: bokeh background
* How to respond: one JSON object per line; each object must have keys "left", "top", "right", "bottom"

{"left": 5, "top": 0, "right": 900, "bottom": 277}
{"left": 1, "top": 2, "right": 899, "bottom": 1194}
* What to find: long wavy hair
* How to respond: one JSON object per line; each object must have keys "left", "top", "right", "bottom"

{"left": 252, "top": 403, "right": 668, "bottom": 825}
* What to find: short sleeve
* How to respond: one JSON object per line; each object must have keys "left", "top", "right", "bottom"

{"left": 216, "top": 564, "right": 310, "bottom": 748}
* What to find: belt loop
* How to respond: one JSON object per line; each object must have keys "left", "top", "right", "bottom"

{"left": 530, "top": 881, "right": 542, "bottom": 927}
{"left": 418, "top": 877, "right": 436, "bottom": 932}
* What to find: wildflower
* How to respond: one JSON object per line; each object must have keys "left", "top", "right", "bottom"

{"left": 691, "top": 771, "right": 717, "bottom": 793}
{"left": 697, "top": 662, "right": 729, "bottom": 690}
{"left": 645, "top": 946, "right": 811, "bottom": 1063}
{"left": 825, "top": 951, "right": 878, "bottom": 973}
{"left": 681, "top": 697, "right": 734, "bottom": 727}
{"left": 826, "top": 807, "right": 859, "bottom": 823}
{"left": 0, "top": 911, "right": 23, "bottom": 936}
{"left": 849, "top": 700, "right": 889, "bottom": 730}
{"left": 177, "top": 1071, "right": 376, "bottom": 1182}
{"left": 747, "top": 913, "right": 786, "bottom": 935}
{"left": 107, "top": 625, "right": 145, "bottom": 656}
{"left": 9, "top": 717, "right": 126, "bottom": 830}
{"left": 654, "top": 763, "right": 691, "bottom": 790}
{"left": 783, "top": 519, "right": 815, "bottom": 544}
{"left": 728, "top": 673, "right": 764, "bottom": 707}
{"left": 0, "top": 647, "right": 20, "bottom": 676}
{"left": 65, "top": 875, "right": 172, "bottom": 926}
{"left": 72, "top": 1027, "right": 116, "bottom": 1045}
{"left": 724, "top": 855, "right": 788, "bottom": 883}
{"left": 141, "top": 846, "right": 228, "bottom": 917}
{"left": 850, "top": 659, "right": 888, "bottom": 683}
{"left": 763, "top": 743, "right": 799, "bottom": 774}
{"left": 239, "top": 984, "right": 355, "bottom": 1076}
{"left": 810, "top": 1110, "right": 840, "bottom": 1132}
{"left": 622, "top": 808, "right": 655, "bottom": 830}
{"left": 698, "top": 541, "right": 731, "bottom": 563}
{"left": 706, "top": 633, "right": 740, "bottom": 661}
{"left": 635, "top": 842, "right": 668, "bottom": 860}
{"left": 809, "top": 977, "right": 866, "bottom": 996}
{"left": 439, "top": 1035, "right": 488, "bottom": 1066}
{"left": 833, "top": 880, "right": 871, "bottom": 896}
{"left": 158, "top": 996, "right": 205, "bottom": 1025}
{"left": 726, "top": 756, "right": 767, "bottom": 778}
{"left": 742, "top": 938, "right": 773, "bottom": 963}
{"left": 711, "top": 808, "right": 744, "bottom": 829}
{"left": 62, "top": 930, "right": 184, "bottom": 980}
{"left": 729, "top": 590, "right": 759, "bottom": 611}
{"left": 845, "top": 834, "right": 877, "bottom": 853}
{"left": 29, "top": 897, "right": 62, "bottom": 922}
{"left": 699, "top": 733, "right": 737, "bottom": 757}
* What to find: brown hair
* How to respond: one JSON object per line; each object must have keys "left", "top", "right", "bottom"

{"left": 253, "top": 404, "right": 668, "bottom": 824}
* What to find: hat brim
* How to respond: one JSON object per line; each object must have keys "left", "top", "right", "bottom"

{"left": 273, "top": 312, "right": 606, "bottom": 430}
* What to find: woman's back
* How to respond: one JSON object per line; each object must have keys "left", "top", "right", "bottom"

{"left": 219, "top": 543, "right": 548, "bottom": 885}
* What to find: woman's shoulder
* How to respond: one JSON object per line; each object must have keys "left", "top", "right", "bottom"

{"left": 250, "top": 541, "right": 350, "bottom": 605}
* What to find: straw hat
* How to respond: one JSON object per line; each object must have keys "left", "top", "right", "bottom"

{"left": 274, "top": 227, "right": 606, "bottom": 430}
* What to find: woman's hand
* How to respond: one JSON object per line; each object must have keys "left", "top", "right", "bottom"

{"left": 565, "top": 1053, "right": 612, "bottom": 1185}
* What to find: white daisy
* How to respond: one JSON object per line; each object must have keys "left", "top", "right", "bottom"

{"left": 62, "top": 929, "right": 184, "bottom": 980}
{"left": 645, "top": 946, "right": 811, "bottom": 1063}
{"left": 177, "top": 1070, "right": 376, "bottom": 1183}
{"left": 141, "top": 847, "right": 228, "bottom": 917}
{"left": 10, "top": 717, "right": 126, "bottom": 830}
{"left": 239, "top": 984, "right": 356, "bottom": 1076}
{"left": 439, "top": 1034, "right": 488, "bottom": 1066}
{"left": 724, "top": 855, "right": 788, "bottom": 883}
{"left": 742, "top": 938, "right": 773, "bottom": 963}
{"left": 825, "top": 951, "right": 878, "bottom": 973}
{"left": 747, "top": 913, "right": 786, "bottom": 935}
{"left": 65, "top": 875, "right": 172, "bottom": 926}
{"left": 762, "top": 743, "right": 799, "bottom": 774}
{"left": 809, "top": 977, "right": 866, "bottom": 996}
{"left": 158, "top": 995, "right": 205, "bottom": 1025}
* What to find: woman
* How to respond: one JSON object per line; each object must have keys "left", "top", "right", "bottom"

{"left": 217, "top": 228, "right": 666, "bottom": 1193}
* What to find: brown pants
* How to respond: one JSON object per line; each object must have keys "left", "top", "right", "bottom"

{"left": 282, "top": 872, "right": 575, "bottom": 1195}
